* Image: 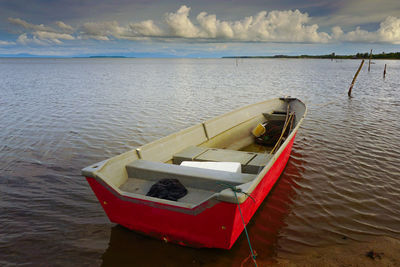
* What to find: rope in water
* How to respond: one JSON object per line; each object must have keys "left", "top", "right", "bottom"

{"left": 217, "top": 182, "right": 258, "bottom": 267}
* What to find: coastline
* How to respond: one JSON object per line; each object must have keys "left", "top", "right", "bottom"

{"left": 223, "top": 52, "right": 400, "bottom": 60}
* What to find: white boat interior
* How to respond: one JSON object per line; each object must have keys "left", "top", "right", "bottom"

{"left": 82, "top": 98, "right": 306, "bottom": 208}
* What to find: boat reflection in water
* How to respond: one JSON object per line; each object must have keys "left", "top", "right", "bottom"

{"left": 101, "top": 146, "right": 305, "bottom": 266}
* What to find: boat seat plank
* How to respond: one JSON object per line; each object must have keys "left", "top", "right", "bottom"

{"left": 126, "top": 159, "right": 256, "bottom": 191}
{"left": 243, "top": 154, "right": 272, "bottom": 174}
{"left": 173, "top": 146, "right": 208, "bottom": 165}
{"left": 196, "top": 149, "right": 256, "bottom": 165}
{"left": 263, "top": 112, "right": 287, "bottom": 121}
{"left": 173, "top": 146, "right": 271, "bottom": 174}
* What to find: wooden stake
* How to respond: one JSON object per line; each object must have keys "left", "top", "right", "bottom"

{"left": 368, "top": 49, "right": 372, "bottom": 72}
{"left": 348, "top": 59, "right": 364, "bottom": 97}
{"left": 384, "top": 64, "right": 387, "bottom": 78}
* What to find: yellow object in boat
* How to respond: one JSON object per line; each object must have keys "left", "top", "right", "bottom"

{"left": 252, "top": 123, "right": 266, "bottom": 137}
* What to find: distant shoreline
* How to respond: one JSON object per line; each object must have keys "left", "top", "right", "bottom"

{"left": 223, "top": 52, "right": 400, "bottom": 60}
{"left": 0, "top": 55, "right": 135, "bottom": 59}
{"left": 86, "top": 56, "right": 133, "bottom": 58}
{"left": 1, "top": 53, "right": 399, "bottom": 59}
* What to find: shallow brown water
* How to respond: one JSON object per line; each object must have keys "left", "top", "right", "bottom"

{"left": 1, "top": 58, "right": 400, "bottom": 266}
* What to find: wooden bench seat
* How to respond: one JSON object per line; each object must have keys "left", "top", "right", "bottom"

{"left": 125, "top": 159, "right": 256, "bottom": 192}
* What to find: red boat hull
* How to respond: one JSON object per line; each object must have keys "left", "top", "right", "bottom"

{"left": 86, "top": 132, "right": 297, "bottom": 249}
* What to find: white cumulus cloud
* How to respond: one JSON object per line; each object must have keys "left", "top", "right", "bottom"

{"left": 197, "top": 12, "right": 234, "bottom": 39}
{"left": 165, "top": 5, "right": 200, "bottom": 38}
{"left": 159, "top": 6, "right": 330, "bottom": 42}
{"left": 7, "top": 6, "right": 400, "bottom": 45}
{"left": 129, "top": 20, "right": 163, "bottom": 37}
{"left": 377, "top": 16, "right": 400, "bottom": 44}
{"left": 331, "top": 16, "right": 400, "bottom": 44}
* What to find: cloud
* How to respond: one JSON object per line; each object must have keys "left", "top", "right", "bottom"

{"left": 196, "top": 12, "right": 233, "bottom": 38}
{"left": 8, "top": 17, "right": 54, "bottom": 32}
{"left": 9, "top": 17, "right": 75, "bottom": 45}
{"left": 7, "top": 6, "right": 400, "bottom": 45}
{"left": 80, "top": 21, "right": 125, "bottom": 40}
{"left": 377, "top": 16, "right": 400, "bottom": 44}
{"left": 56, "top": 21, "right": 74, "bottom": 33}
{"left": 207, "top": 9, "right": 331, "bottom": 42}
{"left": 165, "top": 5, "right": 200, "bottom": 38}
{"left": 17, "top": 33, "right": 47, "bottom": 45}
{"left": 332, "top": 16, "right": 400, "bottom": 44}
{"left": 129, "top": 20, "right": 163, "bottom": 37}
{"left": 160, "top": 6, "right": 399, "bottom": 43}
{"left": 16, "top": 32, "right": 74, "bottom": 45}
{"left": 78, "top": 6, "right": 331, "bottom": 42}
{"left": 80, "top": 20, "right": 161, "bottom": 41}
{"left": 33, "top": 31, "right": 74, "bottom": 43}
{"left": 161, "top": 6, "right": 330, "bottom": 42}
{"left": 317, "top": 0, "right": 400, "bottom": 30}
{"left": 331, "top": 26, "right": 344, "bottom": 39}
{"left": 0, "top": 40, "right": 15, "bottom": 45}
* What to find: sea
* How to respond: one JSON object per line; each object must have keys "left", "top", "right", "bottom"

{"left": 1, "top": 58, "right": 400, "bottom": 266}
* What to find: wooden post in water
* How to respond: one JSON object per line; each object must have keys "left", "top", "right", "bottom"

{"left": 384, "top": 64, "right": 387, "bottom": 78}
{"left": 368, "top": 49, "right": 372, "bottom": 72}
{"left": 348, "top": 59, "right": 365, "bottom": 97}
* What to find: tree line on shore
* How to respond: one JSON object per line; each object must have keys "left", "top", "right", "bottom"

{"left": 224, "top": 52, "right": 400, "bottom": 59}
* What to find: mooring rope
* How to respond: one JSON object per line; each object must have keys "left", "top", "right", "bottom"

{"left": 217, "top": 182, "right": 258, "bottom": 267}
{"left": 270, "top": 112, "right": 294, "bottom": 155}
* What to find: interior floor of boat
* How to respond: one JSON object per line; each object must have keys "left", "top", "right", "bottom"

{"left": 117, "top": 108, "right": 291, "bottom": 203}
{"left": 240, "top": 143, "right": 274, "bottom": 153}
{"left": 118, "top": 145, "right": 274, "bottom": 204}
{"left": 120, "top": 178, "right": 216, "bottom": 204}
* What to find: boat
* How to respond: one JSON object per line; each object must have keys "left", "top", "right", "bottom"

{"left": 82, "top": 97, "right": 306, "bottom": 249}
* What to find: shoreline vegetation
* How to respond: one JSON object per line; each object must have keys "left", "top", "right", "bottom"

{"left": 223, "top": 52, "right": 400, "bottom": 60}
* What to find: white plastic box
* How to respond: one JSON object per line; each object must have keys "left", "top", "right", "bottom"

{"left": 180, "top": 161, "right": 241, "bottom": 173}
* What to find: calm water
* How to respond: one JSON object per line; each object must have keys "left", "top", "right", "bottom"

{"left": 1, "top": 58, "right": 400, "bottom": 266}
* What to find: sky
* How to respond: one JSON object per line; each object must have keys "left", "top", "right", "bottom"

{"left": 0, "top": 0, "right": 399, "bottom": 57}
